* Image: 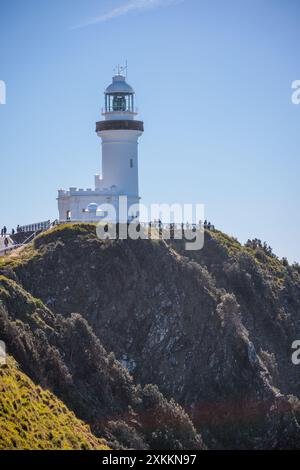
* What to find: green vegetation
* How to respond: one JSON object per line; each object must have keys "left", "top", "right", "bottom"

{"left": 0, "top": 224, "right": 98, "bottom": 271}
{"left": 0, "top": 274, "right": 51, "bottom": 328}
{"left": 0, "top": 242, "right": 36, "bottom": 270}
{"left": 0, "top": 357, "right": 109, "bottom": 450}
{"left": 209, "top": 230, "right": 242, "bottom": 257}
{"left": 209, "top": 230, "right": 288, "bottom": 285}
{"left": 0, "top": 222, "right": 299, "bottom": 449}
{"left": 0, "top": 223, "right": 292, "bottom": 294}
{"left": 34, "top": 223, "right": 97, "bottom": 247}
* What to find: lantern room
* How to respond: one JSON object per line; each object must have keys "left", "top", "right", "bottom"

{"left": 103, "top": 74, "right": 137, "bottom": 120}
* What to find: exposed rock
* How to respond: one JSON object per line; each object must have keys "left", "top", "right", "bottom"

{"left": 1, "top": 224, "right": 300, "bottom": 449}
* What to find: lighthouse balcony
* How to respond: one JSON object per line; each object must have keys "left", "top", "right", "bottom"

{"left": 96, "top": 120, "right": 144, "bottom": 133}
{"left": 101, "top": 109, "right": 138, "bottom": 121}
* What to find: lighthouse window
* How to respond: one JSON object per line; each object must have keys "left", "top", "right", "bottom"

{"left": 130, "top": 158, "right": 133, "bottom": 168}
{"left": 113, "top": 95, "right": 127, "bottom": 112}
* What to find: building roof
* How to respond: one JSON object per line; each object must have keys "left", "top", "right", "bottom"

{"left": 105, "top": 75, "right": 134, "bottom": 94}
{"left": 87, "top": 203, "right": 98, "bottom": 212}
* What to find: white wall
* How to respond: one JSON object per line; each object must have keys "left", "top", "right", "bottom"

{"left": 99, "top": 129, "right": 142, "bottom": 197}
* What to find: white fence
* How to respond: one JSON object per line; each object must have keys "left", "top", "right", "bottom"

{"left": 18, "top": 220, "right": 51, "bottom": 233}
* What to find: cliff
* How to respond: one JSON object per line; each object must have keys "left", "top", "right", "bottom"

{"left": 1, "top": 224, "right": 300, "bottom": 449}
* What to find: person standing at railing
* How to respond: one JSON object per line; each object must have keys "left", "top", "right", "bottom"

{"left": 4, "top": 237, "right": 9, "bottom": 253}
{"left": 3, "top": 226, "right": 7, "bottom": 236}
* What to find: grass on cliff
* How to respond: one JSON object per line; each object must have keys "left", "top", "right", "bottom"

{"left": 209, "top": 230, "right": 288, "bottom": 284}
{"left": 34, "top": 223, "right": 97, "bottom": 245}
{"left": 0, "top": 357, "right": 109, "bottom": 450}
{"left": 0, "top": 223, "right": 291, "bottom": 286}
{"left": 0, "top": 243, "right": 36, "bottom": 270}
{"left": 0, "top": 224, "right": 98, "bottom": 270}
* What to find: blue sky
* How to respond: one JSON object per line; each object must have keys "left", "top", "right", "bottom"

{"left": 0, "top": 0, "right": 299, "bottom": 261}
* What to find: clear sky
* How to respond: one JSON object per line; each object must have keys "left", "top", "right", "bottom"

{"left": 0, "top": 0, "right": 299, "bottom": 261}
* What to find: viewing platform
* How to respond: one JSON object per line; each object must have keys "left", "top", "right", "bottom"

{"left": 96, "top": 120, "right": 144, "bottom": 133}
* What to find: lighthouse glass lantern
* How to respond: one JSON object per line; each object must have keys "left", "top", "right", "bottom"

{"left": 103, "top": 75, "right": 136, "bottom": 119}
{"left": 105, "top": 93, "right": 134, "bottom": 113}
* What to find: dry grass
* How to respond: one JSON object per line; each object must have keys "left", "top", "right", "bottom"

{"left": 0, "top": 357, "right": 109, "bottom": 450}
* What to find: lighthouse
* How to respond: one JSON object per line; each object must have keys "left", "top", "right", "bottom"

{"left": 57, "top": 71, "right": 144, "bottom": 223}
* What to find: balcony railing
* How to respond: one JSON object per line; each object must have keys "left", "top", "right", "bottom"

{"left": 101, "top": 108, "right": 138, "bottom": 115}
{"left": 96, "top": 120, "right": 144, "bottom": 132}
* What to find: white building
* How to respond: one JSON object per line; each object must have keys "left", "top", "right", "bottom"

{"left": 57, "top": 73, "right": 144, "bottom": 223}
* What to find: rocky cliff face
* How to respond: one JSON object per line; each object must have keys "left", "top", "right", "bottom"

{"left": 1, "top": 224, "right": 300, "bottom": 449}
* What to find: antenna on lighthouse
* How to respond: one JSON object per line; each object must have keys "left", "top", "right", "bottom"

{"left": 114, "top": 62, "right": 128, "bottom": 77}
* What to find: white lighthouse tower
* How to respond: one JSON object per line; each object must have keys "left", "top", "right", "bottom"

{"left": 57, "top": 71, "right": 144, "bottom": 223}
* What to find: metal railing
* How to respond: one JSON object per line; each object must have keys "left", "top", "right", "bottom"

{"left": 18, "top": 220, "right": 51, "bottom": 233}
{"left": 0, "top": 220, "right": 58, "bottom": 257}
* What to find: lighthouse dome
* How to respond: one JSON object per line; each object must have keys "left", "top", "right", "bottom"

{"left": 105, "top": 75, "right": 134, "bottom": 94}
{"left": 87, "top": 202, "right": 98, "bottom": 213}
